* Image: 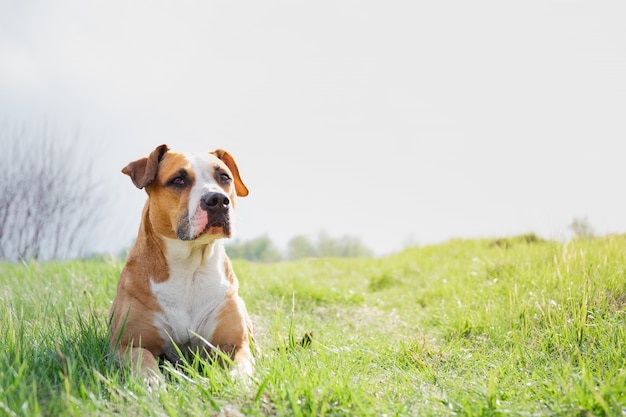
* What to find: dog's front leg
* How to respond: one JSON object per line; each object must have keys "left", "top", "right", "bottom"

{"left": 116, "top": 346, "right": 164, "bottom": 388}
{"left": 210, "top": 298, "right": 255, "bottom": 378}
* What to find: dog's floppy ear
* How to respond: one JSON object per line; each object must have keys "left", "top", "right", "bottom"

{"left": 122, "top": 144, "right": 170, "bottom": 189}
{"left": 212, "top": 149, "right": 249, "bottom": 197}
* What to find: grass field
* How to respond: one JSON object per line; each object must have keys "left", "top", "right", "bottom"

{"left": 1, "top": 235, "right": 625, "bottom": 416}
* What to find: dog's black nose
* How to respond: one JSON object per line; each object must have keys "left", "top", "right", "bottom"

{"left": 200, "top": 192, "right": 230, "bottom": 213}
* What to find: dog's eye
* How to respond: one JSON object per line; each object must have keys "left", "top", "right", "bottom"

{"left": 219, "top": 173, "right": 231, "bottom": 184}
{"left": 169, "top": 177, "right": 186, "bottom": 187}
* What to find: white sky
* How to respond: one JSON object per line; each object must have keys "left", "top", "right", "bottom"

{"left": 1, "top": 1, "right": 625, "bottom": 255}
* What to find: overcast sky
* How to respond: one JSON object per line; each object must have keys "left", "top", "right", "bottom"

{"left": 1, "top": 1, "right": 625, "bottom": 255}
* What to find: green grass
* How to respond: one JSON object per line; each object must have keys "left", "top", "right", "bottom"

{"left": 1, "top": 235, "right": 625, "bottom": 416}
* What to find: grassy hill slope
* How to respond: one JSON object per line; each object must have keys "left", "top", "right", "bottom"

{"left": 1, "top": 235, "right": 625, "bottom": 416}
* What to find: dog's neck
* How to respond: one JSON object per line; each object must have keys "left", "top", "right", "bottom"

{"left": 163, "top": 236, "right": 223, "bottom": 271}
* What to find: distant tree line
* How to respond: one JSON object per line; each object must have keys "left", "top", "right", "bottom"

{"left": 224, "top": 235, "right": 283, "bottom": 262}
{"left": 226, "top": 231, "right": 373, "bottom": 262}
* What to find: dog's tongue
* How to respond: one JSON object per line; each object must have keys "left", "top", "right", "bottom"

{"left": 191, "top": 210, "right": 209, "bottom": 238}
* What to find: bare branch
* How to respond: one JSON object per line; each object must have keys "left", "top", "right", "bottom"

{"left": 0, "top": 122, "right": 104, "bottom": 261}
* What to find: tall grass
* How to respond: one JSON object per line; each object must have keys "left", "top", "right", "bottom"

{"left": 1, "top": 235, "right": 625, "bottom": 416}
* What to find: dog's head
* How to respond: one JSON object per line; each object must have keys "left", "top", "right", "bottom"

{"left": 122, "top": 144, "right": 248, "bottom": 242}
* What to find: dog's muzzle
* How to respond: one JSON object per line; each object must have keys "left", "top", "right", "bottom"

{"left": 176, "top": 192, "right": 232, "bottom": 240}
{"left": 199, "top": 192, "right": 232, "bottom": 237}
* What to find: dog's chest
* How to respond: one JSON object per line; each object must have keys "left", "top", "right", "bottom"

{"left": 150, "top": 253, "right": 230, "bottom": 354}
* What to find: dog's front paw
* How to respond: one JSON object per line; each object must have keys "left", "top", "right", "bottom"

{"left": 231, "top": 360, "right": 254, "bottom": 380}
{"left": 143, "top": 370, "right": 166, "bottom": 393}
{"left": 230, "top": 347, "right": 255, "bottom": 383}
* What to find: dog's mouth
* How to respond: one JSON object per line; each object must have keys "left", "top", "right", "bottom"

{"left": 176, "top": 211, "right": 231, "bottom": 241}
{"left": 200, "top": 218, "right": 231, "bottom": 238}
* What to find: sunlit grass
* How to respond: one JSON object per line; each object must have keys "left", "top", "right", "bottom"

{"left": 1, "top": 235, "right": 625, "bottom": 416}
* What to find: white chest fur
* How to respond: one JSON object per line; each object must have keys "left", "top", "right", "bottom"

{"left": 151, "top": 238, "right": 231, "bottom": 359}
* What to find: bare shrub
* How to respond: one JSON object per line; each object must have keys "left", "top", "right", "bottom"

{"left": 569, "top": 217, "right": 595, "bottom": 240}
{"left": 0, "top": 123, "right": 101, "bottom": 261}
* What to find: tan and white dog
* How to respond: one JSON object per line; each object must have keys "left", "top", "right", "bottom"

{"left": 109, "top": 144, "right": 254, "bottom": 383}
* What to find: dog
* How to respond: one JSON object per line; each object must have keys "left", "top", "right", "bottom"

{"left": 109, "top": 144, "right": 255, "bottom": 384}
